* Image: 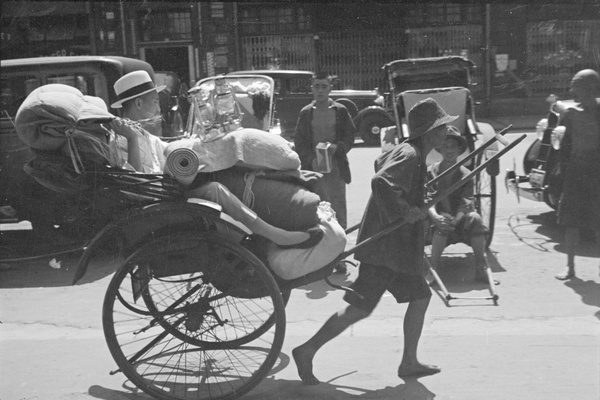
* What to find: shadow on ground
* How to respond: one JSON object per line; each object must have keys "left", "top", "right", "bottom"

{"left": 563, "top": 277, "right": 600, "bottom": 320}
{"left": 0, "top": 251, "right": 120, "bottom": 288}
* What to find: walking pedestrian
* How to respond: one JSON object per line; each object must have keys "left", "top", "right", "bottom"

{"left": 554, "top": 69, "right": 600, "bottom": 280}
{"left": 293, "top": 97, "right": 457, "bottom": 384}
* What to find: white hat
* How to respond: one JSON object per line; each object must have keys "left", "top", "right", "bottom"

{"left": 111, "top": 70, "right": 166, "bottom": 108}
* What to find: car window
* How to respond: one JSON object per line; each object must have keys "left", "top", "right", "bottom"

{"left": 47, "top": 73, "right": 101, "bottom": 97}
{"left": 1, "top": 71, "right": 105, "bottom": 121}
{"left": 1, "top": 75, "right": 39, "bottom": 120}
{"left": 289, "top": 77, "right": 311, "bottom": 93}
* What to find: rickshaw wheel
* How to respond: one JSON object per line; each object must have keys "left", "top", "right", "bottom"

{"left": 103, "top": 232, "right": 286, "bottom": 400}
{"left": 475, "top": 153, "right": 497, "bottom": 247}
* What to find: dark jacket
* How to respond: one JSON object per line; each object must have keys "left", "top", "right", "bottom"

{"left": 293, "top": 99, "right": 356, "bottom": 184}
{"left": 354, "top": 142, "right": 427, "bottom": 274}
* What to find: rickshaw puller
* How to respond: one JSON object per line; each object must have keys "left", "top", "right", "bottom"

{"left": 293, "top": 97, "right": 457, "bottom": 384}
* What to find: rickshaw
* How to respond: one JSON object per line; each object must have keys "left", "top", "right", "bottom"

{"left": 380, "top": 56, "right": 514, "bottom": 304}
{"left": 13, "top": 73, "right": 523, "bottom": 400}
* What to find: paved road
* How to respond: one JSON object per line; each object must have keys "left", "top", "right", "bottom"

{"left": 1, "top": 131, "right": 599, "bottom": 400}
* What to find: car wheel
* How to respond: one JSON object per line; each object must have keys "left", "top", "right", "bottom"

{"left": 359, "top": 113, "right": 393, "bottom": 146}
{"left": 336, "top": 99, "right": 358, "bottom": 117}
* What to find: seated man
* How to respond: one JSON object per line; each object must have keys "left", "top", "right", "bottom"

{"left": 426, "top": 126, "right": 498, "bottom": 285}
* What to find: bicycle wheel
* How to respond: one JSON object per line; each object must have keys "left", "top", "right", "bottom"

{"left": 103, "top": 233, "right": 286, "bottom": 400}
{"left": 475, "top": 153, "right": 497, "bottom": 247}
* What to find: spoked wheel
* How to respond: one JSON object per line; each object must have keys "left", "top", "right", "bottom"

{"left": 475, "top": 153, "right": 497, "bottom": 247}
{"left": 103, "top": 232, "right": 286, "bottom": 400}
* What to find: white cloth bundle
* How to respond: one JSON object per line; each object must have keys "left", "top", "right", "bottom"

{"left": 164, "top": 128, "right": 301, "bottom": 185}
{"left": 266, "top": 202, "right": 347, "bottom": 280}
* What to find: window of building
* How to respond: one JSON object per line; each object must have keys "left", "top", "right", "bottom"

{"left": 238, "top": 5, "right": 311, "bottom": 36}
{"left": 139, "top": 9, "right": 191, "bottom": 42}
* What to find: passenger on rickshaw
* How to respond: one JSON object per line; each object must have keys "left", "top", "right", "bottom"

{"left": 426, "top": 126, "right": 499, "bottom": 285}
{"left": 109, "top": 71, "right": 324, "bottom": 250}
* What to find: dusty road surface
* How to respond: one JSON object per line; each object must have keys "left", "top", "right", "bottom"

{"left": 1, "top": 131, "right": 599, "bottom": 400}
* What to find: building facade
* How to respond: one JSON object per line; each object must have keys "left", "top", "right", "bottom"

{"left": 2, "top": 1, "right": 599, "bottom": 113}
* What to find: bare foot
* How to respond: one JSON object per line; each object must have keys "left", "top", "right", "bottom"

{"left": 292, "top": 346, "right": 320, "bottom": 385}
{"left": 398, "top": 362, "right": 441, "bottom": 378}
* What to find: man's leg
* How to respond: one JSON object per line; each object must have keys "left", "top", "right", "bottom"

{"left": 430, "top": 231, "right": 447, "bottom": 271}
{"left": 188, "top": 183, "right": 311, "bottom": 246}
{"left": 293, "top": 305, "right": 370, "bottom": 385}
{"left": 397, "top": 296, "right": 441, "bottom": 377}
{"left": 556, "top": 227, "right": 578, "bottom": 280}
{"left": 472, "top": 234, "right": 499, "bottom": 285}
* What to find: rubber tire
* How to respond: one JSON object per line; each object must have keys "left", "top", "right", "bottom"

{"left": 359, "top": 113, "right": 394, "bottom": 146}
{"left": 103, "top": 233, "right": 286, "bottom": 400}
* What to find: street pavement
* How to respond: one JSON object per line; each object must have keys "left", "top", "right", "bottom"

{"left": 1, "top": 129, "right": 599, "bottom": 400}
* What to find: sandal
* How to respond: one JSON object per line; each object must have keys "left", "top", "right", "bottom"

{"left": 555, "top": 269, "right": 575, "bottom": 281}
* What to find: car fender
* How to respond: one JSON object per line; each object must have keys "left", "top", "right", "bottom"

{"left": 71, "top": 200, "right": 248, "bottom": 284}
{"left": 354, "top": 106, "right": 392, "bottom": 125}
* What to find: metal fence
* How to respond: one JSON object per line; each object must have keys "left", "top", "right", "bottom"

{"left": 240, "top": 21, "right": 598, "bottom": 98}
{"left": 525, "top": 19, "right": 600, "bottom": 96}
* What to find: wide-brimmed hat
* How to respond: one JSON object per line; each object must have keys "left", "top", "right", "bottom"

{"left": 407, "top": 98, "right": 458, "bottom": 139}
{"left": 111, "top": 70, "right": 166, "bottom": 109}
{"left": 435, "top": 125, "right": 468, "bottom": 154}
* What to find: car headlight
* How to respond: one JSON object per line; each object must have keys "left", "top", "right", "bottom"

{"left": 374, "top": 95, "right": 384, "bottom": 106}
{"left": 551, "top": 126, "right": 565, "bottom": 150}
{"left": 535, "top": 118, "right": 548, "bottom": 140}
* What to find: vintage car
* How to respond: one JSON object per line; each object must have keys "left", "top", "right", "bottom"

{"left": 504, "top": 95, "right": 576, "bottom": 209}
{"left": 227, "top": 69, "right": 387, "bottom": 143}
{"left": 0, "top": 56, "right": 164, "bottom": 242}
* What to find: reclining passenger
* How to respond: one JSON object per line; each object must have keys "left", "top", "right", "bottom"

{"left": 109, "top": 71, "right": 323, "bottom": 249}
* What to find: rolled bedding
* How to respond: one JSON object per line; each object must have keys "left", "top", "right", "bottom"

{"left": 164, "top": 128, "right": 301, "bottom": 184}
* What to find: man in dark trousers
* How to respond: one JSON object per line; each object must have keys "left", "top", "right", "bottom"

{"left": 293, "top": 97, "right": 457, "bottom": 384}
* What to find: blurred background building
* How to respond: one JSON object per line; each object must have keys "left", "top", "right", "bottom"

{"left": 2, "top": 1, "right": 599, "bottom": 116}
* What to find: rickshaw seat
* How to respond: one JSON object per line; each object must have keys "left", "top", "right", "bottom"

{"left": 399, "top": 87, "right": 469, "bottom": 134}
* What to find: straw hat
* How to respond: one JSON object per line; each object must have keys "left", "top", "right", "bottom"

{"left": 111, "top": 70, "right": 166, "bottom": 108}
{"left": 407, "top": 97, "right": 458, "bottom": 139}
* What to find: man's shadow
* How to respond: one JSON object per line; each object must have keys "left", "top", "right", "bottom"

{"left": 524, "top": 211, "right": 598, "bottom": 257}
{"left": 563, "top": 277, "right": 600, "bottom": 320}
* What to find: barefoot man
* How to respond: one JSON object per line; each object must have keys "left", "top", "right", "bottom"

{"left": 293, "top": 98, "right": 457, "bottom": 384}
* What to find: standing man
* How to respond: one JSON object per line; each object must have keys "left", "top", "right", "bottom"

{"left": 294, "top": 71, "right": 356, "bottom": 231}
{"left": 554, "top": 69, "right": 600, "bottom": 280}
{"left": 293, "top": 98, "right": 457, "bottom": 385}
{"left": 111, "top": 70, "right": 168, "bottom": 173}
